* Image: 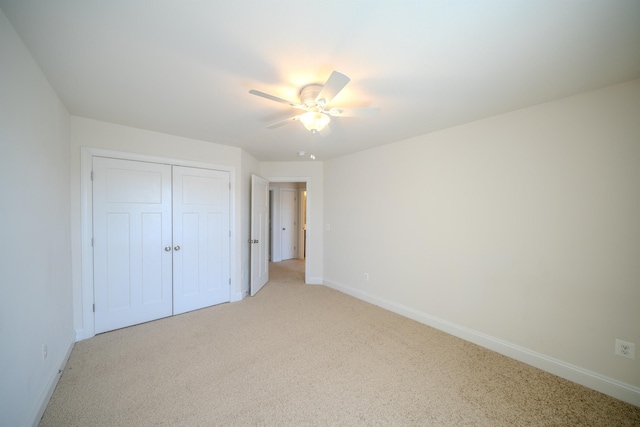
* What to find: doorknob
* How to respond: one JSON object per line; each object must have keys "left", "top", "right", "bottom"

{"left": 174, "top": 245, "right": 181, "bottom": 251}
{"left": 164, "top": 246, "right": 171, "bottom": 252}
{"left": 282, "top": 228, "right": 286, "bottom": 230}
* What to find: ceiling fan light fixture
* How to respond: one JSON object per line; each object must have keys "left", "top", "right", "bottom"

{"left": 250, "top": 70, "right": 378, "bottom": 132}
{"left": 300, "top": 111, "right": 330, "bottom": 133}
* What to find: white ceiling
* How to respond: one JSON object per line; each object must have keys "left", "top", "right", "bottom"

{"left": 2, "top": 1, "right": 639, "bottom": 162}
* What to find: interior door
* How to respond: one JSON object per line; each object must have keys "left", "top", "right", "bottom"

{"left": 280, "top": 188, "right": 297, "bottom": 260}
{"left": 250, "top": 174, "right": 269, "bottom": 296}
{"left": 172, "top": 166, "right": 230, "bottom": 314}
{"left": 298, "top": 189, "right": 307, "bottom": 259}
{"left": 93, "top": 157, "right": 173, "bottom": 334}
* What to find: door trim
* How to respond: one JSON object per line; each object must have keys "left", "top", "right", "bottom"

{"left": 298, "top": 188, "right": 306, "bottom": 260}
{"left": 267, "top": 177, "right": 313, "bottom": 284}
{"left": 79, "top": 147, "right": 236, "bottom": 340}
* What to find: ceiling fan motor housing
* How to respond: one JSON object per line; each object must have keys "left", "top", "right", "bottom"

{"left": 299, "top": 84, "right": 324, "bottom": 110}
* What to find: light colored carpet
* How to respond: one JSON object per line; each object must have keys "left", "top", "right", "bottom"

{"left": 41, "top": 260, "right": 640, "bottom": 426}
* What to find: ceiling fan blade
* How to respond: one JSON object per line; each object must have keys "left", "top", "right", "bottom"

{"left": 316, "top": 71, "right": 350, "bottom": 105}
{"left": 249, "top": 90, "right": 305, "bottom": 110}
{"left": 329, "top": 107, "right": 380, "bottom": 117}
{"left": 267, "top": 115, "right": 301, "bottom": 129}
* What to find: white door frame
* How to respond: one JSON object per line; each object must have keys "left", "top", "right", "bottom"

{"left": 267, "top": 177, "right": 311, "bottom": 283}
{"left": 298, "top": 188, "right": 306, "bottom": 260}
{"left": 79, "top": 147, "right": 236, "bottom": 340}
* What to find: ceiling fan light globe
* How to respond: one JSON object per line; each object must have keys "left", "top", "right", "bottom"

{"left": 300, "top": 111, "right": 330, "bottom": 133}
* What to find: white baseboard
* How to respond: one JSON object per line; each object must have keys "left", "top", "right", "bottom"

{"left": 231, "top": 291, "right": 244, "bottom": 302}
{"left": 31, "top": 335, "right": 75, "bottom": 427}
{"left": 323, "top": 279, "right": 640, "bottom": 407}
{"left": 306, "top": 276, "right": 323, "bottom": 285}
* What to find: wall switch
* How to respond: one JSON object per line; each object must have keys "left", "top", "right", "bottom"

{"left": 615, "top": 339, "right": 635, "bottom": 359}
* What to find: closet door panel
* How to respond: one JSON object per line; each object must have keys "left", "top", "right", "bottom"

{"left": 207, "top": 212, "right": 224, "bottom": 291}
{"left": 180, "top": 213, "right": 200, "bottom": 296}
{"left": 141, "top": 213, "right": 164, "bottom": 303}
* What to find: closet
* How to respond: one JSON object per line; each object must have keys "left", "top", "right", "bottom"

{"left": 92, "top": 157, "right": 230, "bottom": 333}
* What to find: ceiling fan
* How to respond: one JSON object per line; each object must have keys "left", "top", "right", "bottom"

{"left": 249, "top": 71, "right": 379, "bottom": 134}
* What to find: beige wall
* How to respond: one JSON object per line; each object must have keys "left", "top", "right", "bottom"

{"left": 0, "top": 10, "right": 74, "bottom": 426}
{"left": 323, "top": 79, "right": 640, "bottom": 403}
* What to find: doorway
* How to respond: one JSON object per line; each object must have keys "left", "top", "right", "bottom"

{"left": 269, "top": 182, "right": 307, "bottom": 274}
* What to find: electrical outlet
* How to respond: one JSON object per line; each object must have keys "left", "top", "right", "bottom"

{"left": 615, "top": 339, "right": 635, "bottom": 359}
{"left": 42, "top": 344, "right": 47, "bottom": 361}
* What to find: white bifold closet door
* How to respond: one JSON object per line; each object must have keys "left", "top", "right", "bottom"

{"left": 172, "top": 165, "right": 230, "bottom": 315}
{"left": 93, "top": 157, "right": 229, "bottom": 334}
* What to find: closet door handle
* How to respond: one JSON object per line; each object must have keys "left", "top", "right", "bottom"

{"left": 164, "top": 246, "right": 172, "bottom": 252}
{"left": 174, "top": 245, "right": 181, "bottom": 251}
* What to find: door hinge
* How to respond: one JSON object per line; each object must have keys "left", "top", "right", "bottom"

{"left": 91, "top": 171, "right": 94, "bottom": 181}
{"left": 229, "top": 230, "right": 231, "bottom": 237}
{"left": 91, "top": 237, "right": 94, "bottom": 247}
{"left": 93, "top": 304, "right": 95, "bottom": 313}
{"left": 229, "top": 278, "right": 231, "bottom": 285}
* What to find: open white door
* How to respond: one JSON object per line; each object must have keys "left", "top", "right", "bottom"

{"left": 250, "top": 174, "right": 269, "bottom": 296}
